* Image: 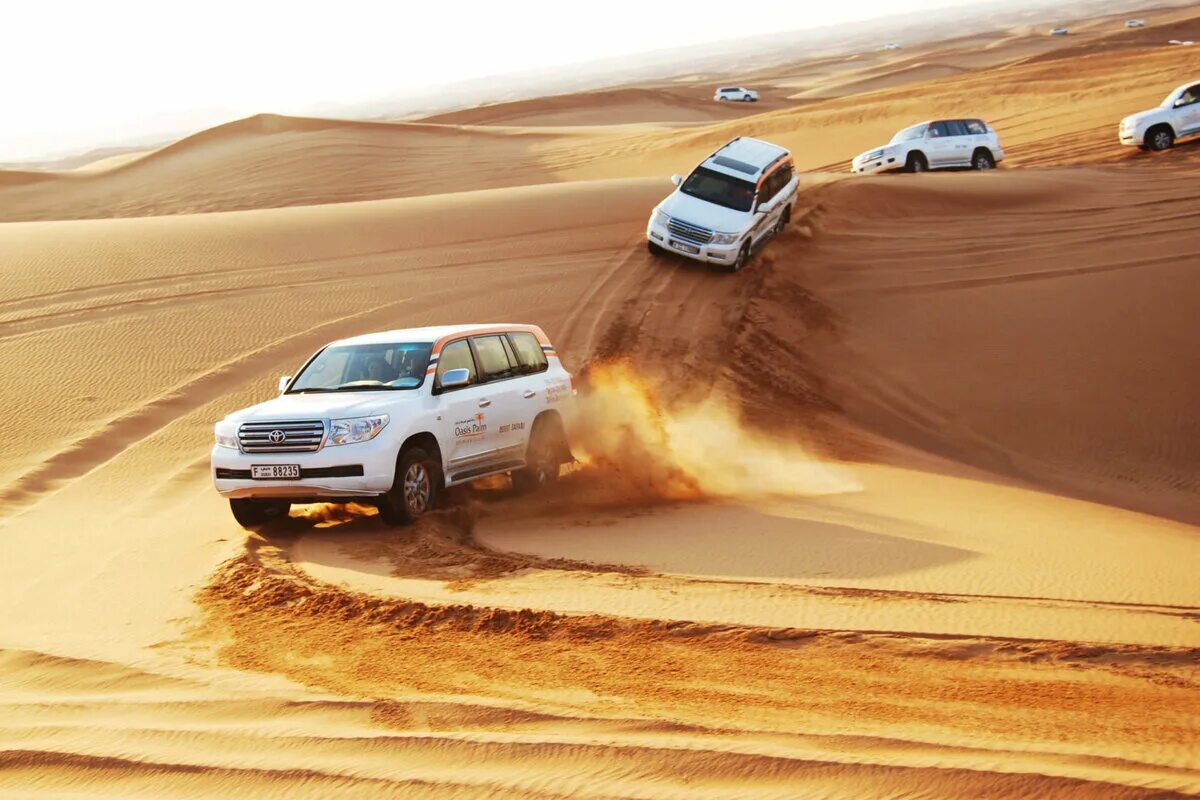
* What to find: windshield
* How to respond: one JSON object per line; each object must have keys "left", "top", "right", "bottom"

{"left": 889, "top": 124, "right": 927, "bottom": 144}
{"left": 680, "top": 167, "right": 756, "bottom": 212}
{"left": 288, "top": 342, "right": 433, "bottom": 393}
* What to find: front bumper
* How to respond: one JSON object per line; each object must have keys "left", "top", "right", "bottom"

{"left": 211, "top": 436, "right": 398, "bottom": 499}
{"left": 851, "top": 154, "right": 900, "bottom": 174}
{"left": 647, "top": 220, "right": 742, "bottom": 265}
{"left": 1118, "top": 127, "right": 1140, "bottom": 146}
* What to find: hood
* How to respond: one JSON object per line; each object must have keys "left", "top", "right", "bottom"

{"left": 223, "top": 390, "right": 420, "bottom": 423}
{"left": 657, "top": 191, "right": 753, "bottom": 234}
{"left": 1122, "top": 109, "right": 1166, "bottom": 128}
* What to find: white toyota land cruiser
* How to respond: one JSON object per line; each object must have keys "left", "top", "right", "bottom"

{"left": 211, "top": 324, "right": 575, "bottom": 528}
{"left": 1119, "top": 79, "right": 1200, "bottom": 151}
{"left": 852, "top": 118, "right": 1005, "bottom": 174}
{"left": 646, "top": 136, "right": 798, "bottom": 273}
{"left": 714, "top": 86, "right": 758, "bottom": 102}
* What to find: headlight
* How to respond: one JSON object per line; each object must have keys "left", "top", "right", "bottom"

{"left": 327, "top": 414, "right": 389, "bottom": 446}
{"left": 652, "top": 208, "right": 671, "bottom": 227}
{"left": 711, "top": 231, "right": 740, "bottom": 245}
{"left": 214, "top": 423, "right": 238, "bottom": 449}
{"left": 866, "top": 149, "right": 885, "bottom": 161}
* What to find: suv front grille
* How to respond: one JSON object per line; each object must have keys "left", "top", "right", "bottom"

{"left": 238, "top": 420, "right": 325, "bottom": 453}
{"left": 667, "top": 217, "right": 714, "bottom": 245}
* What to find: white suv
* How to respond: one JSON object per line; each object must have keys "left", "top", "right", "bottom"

{"left": 211, "top": 324, "right": 576, "bottom": 528}
{"left": 714, "top": 87, "right": 758, "bottom": 102}
{"left": 1119, "top": 80, "right": 1200, "bottom": 151}
{"left": 851, "top": 118, "right": 1005, "bottom": 174}
{"left": 646, "top": 137, "right": 798, "bottom": 273}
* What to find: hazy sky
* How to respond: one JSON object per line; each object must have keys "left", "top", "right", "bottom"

{"left": 3, "top": 0, "right": 988, "bottom": 161}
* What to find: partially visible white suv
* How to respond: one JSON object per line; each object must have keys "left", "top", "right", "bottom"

{"left": 851, "top": 118, "right": 1005, "bottom": 174}
{"left": 714, "top": 86, "right": 758, "bottom": 102}
{"left": 1119, "top": 79, "right": 1200, "bottom": 151}
{"left": 1125, "top": 19, "right": 1145, "bottom": 28}
{"left": 212, "top": 325, "right": 576, "bottom": 528}
{"left": 646, "top": 136, "right": 798, "bottom": 273}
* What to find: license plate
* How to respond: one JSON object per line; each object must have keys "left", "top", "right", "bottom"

{"left": 251, "top": 464, "right": 300, "bottom": 479}
{"left": 670, "top": 240, "right": 700, "bottom": 255}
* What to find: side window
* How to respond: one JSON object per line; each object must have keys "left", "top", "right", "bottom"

{"left": 928, "top": 121, "right": 950, "bottom": 138}
{"left": 1182, "top": 85, "right": 1200, "bottom": 106}
{"left": 965, "top": 119, "right": 988, "bottom": 135}
{"left": 946, "top": 120, "right": 968, "bottom": 137}
{"left": 777, "top": 163, "right": 793, "bottom": 190}
{"left": 759, "top": 168, "right": 785, "bottom": 203}
{"left": 508, "top": 332, "right": 548, "bottom": 375}
{"left": 472, "top": 335, "right": 518, "bottom": 381}
{"left": 434, "top": 339, "right": 477, "bottom": 390}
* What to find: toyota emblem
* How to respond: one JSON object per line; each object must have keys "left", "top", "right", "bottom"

{"left": 268, "top": 429, "right": 287, "bottom": 444}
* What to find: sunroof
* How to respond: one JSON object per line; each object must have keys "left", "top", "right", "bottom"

{"left": 711, "top": 155, "right": 758, "bottom": 175}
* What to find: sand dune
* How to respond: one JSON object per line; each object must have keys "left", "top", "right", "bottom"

{"left": 1, "top": 5, "right": 1199, "bottom": 798}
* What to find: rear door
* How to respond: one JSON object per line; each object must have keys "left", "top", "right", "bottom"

{"left": 506, "top": 331, "right": 551, "bottom": 453}
{"left": 468, "top": 334, "right": 526, "bottom": 469}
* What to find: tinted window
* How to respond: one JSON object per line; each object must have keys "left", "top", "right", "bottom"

{"left": 928, "top": 121, "right": 951, "bottom": 138}
{"left": 759, "top": 165, "right": 790, "bottom": 203}
{"left": 680, "top": 167, "right": 756, "bottom": 212}
{"left": 435, "top": 339, "right": 477, "bottom": 389}
{"left": 945, "top": 120, "right": 968, "bottom": 137}
{"left": 1182, "top": 85, "right": 1200, "bottom": 106}
{"left": 508, "top": 332, "right": 548, "bottom": 374}
{"left": 472, "top": 335, "right": 518, "bottom": 381}
{"left": 965, "top": 119, "right": 988, "bottom": 135}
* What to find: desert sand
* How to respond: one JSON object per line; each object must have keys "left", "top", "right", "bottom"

{"left": 1, "top": 4, "right": 1198, "bottom": 798}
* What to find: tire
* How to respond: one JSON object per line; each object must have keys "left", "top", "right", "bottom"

{"left": 229, "top": 498, "right": 290, "bottom": 528}
{"left": 1146, "top": 125, "right": 1174, "bottom": 151}
{"left": 728, "top": 243, "right": 750, "bottom": 274}
{"left": 719, "top": 96, "right": 728, "bottom": 102}
{"left": 647, "top": 239, "right": 666, "bottom": 257}
{"left": 971, "top": 149, "right": 995, "bottom": 170}
{"left": 512, "top": 416, "right": 564, "bottom": 493}
{"left": 743, "top": 95, "right": 752, "bottom": 102}
{"left": 377, "top": 447, "right": 439, "bottom": 525}
{"left": 904, "top": 152, "right": 928, "bottom": 173}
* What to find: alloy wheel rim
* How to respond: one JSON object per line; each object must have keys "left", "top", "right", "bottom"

{"left": 404, "top": 463, "right": 430, "bottom": 514}
{"left": 1154, "top": 132, "right": 1171, "bottom": 149}
{"left": 976, "top": 156, "right": 990, "bottom": 170}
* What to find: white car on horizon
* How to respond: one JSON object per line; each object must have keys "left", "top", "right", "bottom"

{"left": 1049, "top": 27, "right": 1069, "bottom": 36}
{"left": 646, "top": 136, "right": 797, "bottom": 273}
{"left": 714, "top": 86, "right": 759, "bottom": 102}
{"left": 1125, "top": 19, "right": 1145, "bottom": 28}
{"left": 212, "top": 324, "right": 575, "bottom": 527}
{"left": 1119, "top": 79, "right": 1200, "bottom": 150}
{"left": 851, "top": 118, "right": 1005, "bottom": 174}
{"left": 883, "top": 42, "right": 902, "bottom": 50}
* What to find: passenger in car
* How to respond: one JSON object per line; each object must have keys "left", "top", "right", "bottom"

{"left": 366, "top": 358, "right": 395, "bottom": 383}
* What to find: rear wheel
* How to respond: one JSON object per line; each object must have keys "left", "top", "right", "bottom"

{"left": 377, "top": 447, "right": 439, "bottom": 525}
{"left": 512, "top": 417, "right": 565, "bottom": 493}
{"left": 1146, "top": 125, "right": 1174, "bottom": 151}
{"left": 971, "top": 149, "right": 995, "bottom": 170}
{"left": 229, "top": 498, "right": 290, "bottom": 528}
{"left": 904, "top": 152, "right": 928, "bottom": 173}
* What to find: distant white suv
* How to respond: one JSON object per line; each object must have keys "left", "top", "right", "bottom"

{"left": 212, "top": 325, "right": 575, "bottom": 527}
{"left": 646, "top": 136, "right": 798, "bottom": 273}
{"left": 1125, "top": 19, "right": 1145, "bottom": 28}
{"left": 714, "top": 86, "right": 758, "bottom": 102}
{"left": 1119, "top": 79, "right": 1200, "bottom": 151}
{"left": 851, "top": 118, "right": 1005, "bottom": 174}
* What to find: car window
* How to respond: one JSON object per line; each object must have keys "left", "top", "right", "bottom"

{"left": 680, "top": 167, "right": 757, "bottom": 213}
{"left": 435, "top": 339, "right": 477, "bottom": 389}
{"left": 472, "top": 335, "right": 518, "bottom": 381}
{"left": 946, "top": 120, "right": 968, "bottom": 137}
{"left": 508, "top": 332, "right": 548, "bottom": 374}
{"left": 1182, "top": 85, "right": 1200, "bottom": 106}
{"left": 889, "top": 124, "right": 927, "bottom": 144}
{"left": 928, "top": 121, "right": 951, "bottom": 138}
{"left": 965, "top": 119, "right": 988, "bottom": 135}
{"left": 289, "top": 342, "right": 432, "bottom": 392}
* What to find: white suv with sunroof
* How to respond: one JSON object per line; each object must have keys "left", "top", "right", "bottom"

{"left": 211, "top": 324, "right": 575, "bottom": 528}
{"left": 646, "top": 136, "right": 798, "bottom": 273}
{"left": 852, "top": 119, "right": 1005, "bottom": 174}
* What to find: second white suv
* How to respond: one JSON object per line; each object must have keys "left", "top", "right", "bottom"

{"left": 714, "top": 87, "right": 758, "bottom": 102}
{"left": 646, "top": 137, "right": 798, "bottom": 273}
{"left": 1119, "top": 79, "right": 1200, "bottom": 151}
{"left": 211, "top": 324, "right": 575, "bottom": 528}
{"left": 852, "top": 119, "right": 1005, "bottom": 174}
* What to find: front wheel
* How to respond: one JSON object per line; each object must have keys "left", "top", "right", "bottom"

{"left": 904, "top": 152, "right": 928, "bottom": 173}
{"left": 512, "top": 417, "right": 565, "bottom": 493}
{"left": 229, "top": 498, "right": 290, "bottom": 528}
{"left": 377, "top": 447, "right": 439, "bottom": 525}
{"left": 743, "top": 95, "right": 752, "bottom": 102}
{"left": 727, "top": 243, "right": 750, "bottom": 274}
{"left": 1146, "top": 126, "right": 1174, "bottom": 151}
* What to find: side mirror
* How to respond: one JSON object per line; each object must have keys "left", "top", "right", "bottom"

{"left": 278, "top": 375, "right": 292, "bottom": 394}
{"left": 670, "top": 174, "right": 683, "bottom": 187}
{"left": 440, "top": 368, "right": 471, "bottom": 389}
{"left": 756, "top": 199, "right": 777, "bottom": 215}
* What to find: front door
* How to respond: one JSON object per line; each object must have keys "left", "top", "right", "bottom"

{"left": 434, "top": 339, "right": 495, "bottom": 479}
{"left": 925, "top": 121, "right": 958, "bottom": 167}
